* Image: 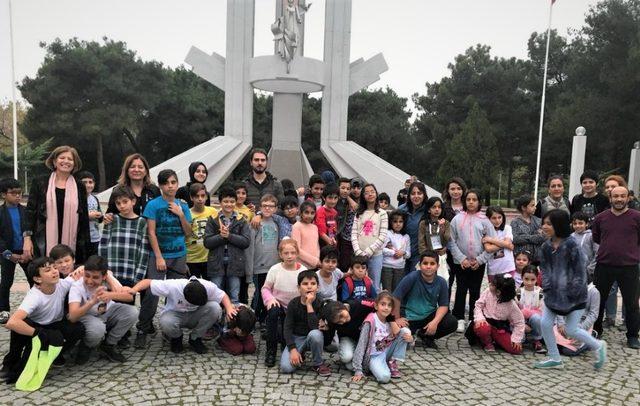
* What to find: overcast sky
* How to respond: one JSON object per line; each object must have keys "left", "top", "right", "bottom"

{"left": 1, "top": 0, "right": 600, "bottom": 109}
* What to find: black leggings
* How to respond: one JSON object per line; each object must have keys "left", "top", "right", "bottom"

{"left": 451, "top": 263, "right": 486, "bottom": 322}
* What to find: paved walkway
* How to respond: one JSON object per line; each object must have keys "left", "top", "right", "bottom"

{"left": 1, "top": 271, "right": 638, "bottom": 405}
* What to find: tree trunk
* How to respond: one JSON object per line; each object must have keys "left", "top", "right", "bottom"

{"left": 506, "top": 159, "right": 514, "bottom": 208}
{"left": 96, "top": 133, "right": 106, "bottom": 192}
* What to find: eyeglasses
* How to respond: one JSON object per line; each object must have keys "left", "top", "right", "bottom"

{"left": 261, "top": 204, "right": 276, "bottom": 209}
{"left": 5, "top": 191, "right": 22, "bottom": 196}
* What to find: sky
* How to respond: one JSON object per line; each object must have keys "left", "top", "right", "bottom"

{"left": 0, "top": 0, "right": 601, "bottom": 110}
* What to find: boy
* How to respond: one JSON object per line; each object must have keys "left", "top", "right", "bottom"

{"left": 338, "top": 256, "right": 377, "bottom": 302}
{"left": 0, "top": 178, "right": 29, "bottom": 323}
{"left": 392, "top": 251, "right": 458, "bottom": 349}
{"left": 280, "top": 270, "right": 331, "bottom": 376}
{"left": 217, "top": 304, "right": 257, "bottom": 355}
{"left": 203, "top": 186, "right": 250, "bottom": 304}
{"left": 50, "top": 244, "right": 77, "bottom": 278}
{"left": 234, "top": 182, "right": 254, "bottom": 222}
{"left": 338, "top": 178, "right": 363, "bottom": 272}
{"left": 1, "top": 258, "right": 84, "bottom": 383}
{"left": 68, "top": 255, "right": 138, "bottom": 364}
{"left": 280, "top": 196, "right": 300, "bottom": 225}
{"left": 303, "top": 175, "right": 325, "bottom": 208}
{"left": 99, "top": 185, "right": 150, "bottom": 288}
{"left": 316, "top": 246, "right": 343, "bottom": 301}
{"left": 571, "top": 211, "right": 599, "bottom": 277}
{"left": 315, "top": 184, "right": 339, "bottom": 247}
{"left": 125, "top": 275, "right": 236, "bottom": 354}
{"left": 187, "top": 183, "right": 218, "bottom": 279}
{"left": 570, "top": 170, "right": 610, "bottom": 223}
{"left": 77, "top": 171, "right": 103, "bottom": 256}
{"left": 137, "top": 169, "right": 192, "bottom": 348}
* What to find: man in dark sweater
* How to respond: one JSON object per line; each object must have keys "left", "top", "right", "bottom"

{"left": 243, "top": 148, "right": 284, "bottom": 208}
{"left": 592, "top": 186, "right": 640, "bottom": 349}
{"left": 280, "top": 270, "right": 332, "bottom": 376}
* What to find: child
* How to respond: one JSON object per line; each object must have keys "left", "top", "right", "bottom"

{"left": 217, "top": 304, "right": 257, "bottom": 355}
{"left": 449, "top": 190, "right": 497, "bottom": 332}
{"left": 0, "top": 178, "right": 29, "bottom": 323}
{"left": 352, "top": 292, "right": 412, "bottom": 383}
{"left": 511, "top": 195, "right": 546, "bottom": 261}
{"left": 471, "top": 273, "right": 525, "bottom": 354}
{"left": 50, "top": 244, "right": 78, "bottom": 278}
{"left": 483, "top": 206, "right": 516, "bottom": 283}
{"left": 514, "top": 251, "right": 535, "bottom": 288}
{"left": 280, "top": 270, "right": 332, "bottom": 376}
{"left": 261, "top": 239, "right": 306, "bottom": 367}
{"left": 2, "top": 258, "right": 84, "bottom": 383}
{"left": 99, "top": 185, "right": 150, "bottom": 287}
{"left": 392, "top": 251, "right": 458, "bottom": 349}
{"left": 233, "top": 182, "right": 254, "bottom": 222}
{"left": 382, "top": 210, "right": 410, "bottom": 292}
{"left": 316, "top": 184, "right": 339, "bottom": 248}
{"left": 68, "top": 255, "right": 138, "bottom": 364}
{"left": 175, "top": 161, "right": 211, "bottom": 207}
{"left": 517, "top": 266, "right": 545, "bottom": 353}
{"left": 351, "top": 183, "right": 388, "bottom": 291}
{"left": 77, "top": 171, "right": 103, "bottom": 256}
{"left": 337, "top": 178, "right": 360, "bottom": 273}
{"left": 203, "top": 186, "right": 250, "bottom": 304}
{"left": 126, "top": 275, "right": 236, "bottom": 354}
{"left": 378, "top": 193, "right": 391, "bottom": 213}
{"left": 292, "top": 201, "right": 320, "bottom": 268}
{"left": 186, "top": 183, "right": 218, "bottom": 279}
{"left": 247, "top": 194, "right": 287, "bottom": 326}
{"left": 316, "top": 246, "right": 343, "bottom": 301}
{"left": 555, "top": 282, "right": 601, "bottom": 356}
{"left": 280, "top": 196, "right": 300, "bottom": 225}
{"left": 137, "top": 169, "right": 192, "bottom": 348}
{"left": 338, "top": 256, "right": 377, "bottom": 302}
{"left": 570, "top": 170, "right": 609, "bottom": 223}
{"left": 418, "top": 196, "right": 451, "bottom": 256}
{"left": 570, "top": 211, "right": 598, "bottom": 278}
{"left": 303, "top": 174, "right": 325, "bottom": 208}
{"left": 534, "top": 209, "right": 606, "bottom": 369}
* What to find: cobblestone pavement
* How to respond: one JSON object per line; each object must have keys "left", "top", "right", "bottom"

{"left": 1, "top": 272, "right": 639, "bottom": 405}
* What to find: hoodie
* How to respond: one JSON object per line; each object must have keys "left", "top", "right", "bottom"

{"left": 449, "top": 211, "right": 497, "bottom": 265}
{"left": 570, "top": 230, "right": 598, "bottom": 276}
{"left": 175, "top": 161, "right": 211, "bottom": 207}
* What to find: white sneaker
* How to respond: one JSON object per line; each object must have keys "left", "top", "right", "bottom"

{"left": 457, "top": 319, "right": 465, "bottom": 333}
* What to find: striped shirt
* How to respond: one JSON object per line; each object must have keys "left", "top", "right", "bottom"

{"left": 99, "top": 215, "right": 150, "bottom": 284}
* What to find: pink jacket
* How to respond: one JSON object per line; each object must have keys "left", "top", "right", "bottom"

{"left": 474, "top": 288, "right": 525, "bottom": 343}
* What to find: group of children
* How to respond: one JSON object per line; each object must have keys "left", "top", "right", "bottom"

{"left": 0, "top": 167, "right": 611, "bottom": 388}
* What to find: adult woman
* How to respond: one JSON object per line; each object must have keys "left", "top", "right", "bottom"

{"left": 511, "top": 194, "right": 546, "bottom": 260}
{"left": 399, "top": 182, "right": 428, "bottom": 273}
{"left": 23, "top": 145, "right": 90, "bottom": 263}
{"left": 175, "top": 161, "right": 211, "bottom": 207}
{"left": 106, "top": 153, "right": 160, "bottom": 218}
{"left": 535, "top": 175, "right": 571, "bottom": 218}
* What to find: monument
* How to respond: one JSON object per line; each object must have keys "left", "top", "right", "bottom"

{"left": 98, "top": 0, "right": 439, "bottom": 202}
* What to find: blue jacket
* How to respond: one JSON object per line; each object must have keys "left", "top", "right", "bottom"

{"left": 398, "top": 202, "right": 426, "bottom": 264}
{"left": 538, "top": 237, "right": 588, "bottom": 315}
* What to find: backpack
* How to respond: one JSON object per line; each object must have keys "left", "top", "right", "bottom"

{"left": 339, "top": 275, "right": 373, "bottom": 299}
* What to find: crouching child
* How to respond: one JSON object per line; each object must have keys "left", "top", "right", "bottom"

{"left": 218, "top": 304, "right": 257, "bottom": 355}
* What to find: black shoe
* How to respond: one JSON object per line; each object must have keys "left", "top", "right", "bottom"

{"left": 422, "top": 337, "right": 438, "bottom": 349}
{"left": 134, "top": 332, "right": 148, "bottom": 349}
{"left": 117, "top": 335, "right": 131, "bottom": 349}
{"left": 627, "top": 337, "right": 640, "bottom": 349}
{"left": 99, "top": 343, "right": 126, "bottom": 362}
{"left": 265, "top": 349, "right": 276, "bottom": 367}
{"left": 170, "top": 336, "right": 184, "bottom": 353}
{"left": 52, "top": 354, "right": 66, "bottom": 367}
{"left": 75, "top": 344, "right": 92, "bottom": 365}
{"left": 188, "top": 337, "right": 208, "bottom": 354}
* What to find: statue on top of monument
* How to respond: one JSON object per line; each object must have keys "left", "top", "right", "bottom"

{"left": 271, "top": 0, "right": 311, "bottom": 73}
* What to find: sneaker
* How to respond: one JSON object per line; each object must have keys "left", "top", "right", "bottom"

{"left": 627, "top": 337, "right": 640, "bottom": 349}
{"left": 188, "top": 337, "right": 208, "bottom": 354}
{"left": 99, "top": 343, "right": 126, "bottom": 363}
{"left": 313, "top": 363, "right": 332, "bottom": 377}
{"left": 533, "top": 358, "right": 564, "bottom": 369}
{"left": 117, "top": 335, "right": 131, "bottom": 349}
{"left": 0, "top": 311, "right": 9, "bottom": 324}
{"left": 456, "top": 320, "right": 465, "bottom": 333}
{"left": 75, "top": 343, "right": 92, "bottom": 365}
{"left": 483, "top": 343, "right": 496, "bottom": 352}
{"left": 594, "top": 340, "right": 607, "bottom": 370}
{"left": 422, "top": 336, "right": 438, "bottom": 349}
{"left": 388, "top": 359, "right": 401, "bottom": 378}
{"left": 170, "top": 336, "right": 184, "bottom": 353}
{"left": 52, "top": 354, "right": 66, "bottom": 367}
{"left": 134, "top": 331, "right": 148, "bottom": 349}
{"left": 533, "top": 340, "right": 547, "bottom": 354}
{"left": 265, "top": 349, "right": 277, "bottom": 367}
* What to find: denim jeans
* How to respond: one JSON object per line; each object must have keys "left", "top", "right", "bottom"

{"left": 368, "top": 327, "right": 410, "bottom": 383}
{"left": 539, "top": 306, "right": 601, "bottom": 361}
{"left": 605, "top": 282, "right": 626, "bottom": 320}
{"left": 210, "top": 275, "right": 241, "bottom": 304}
{"left": 367, "top": 254, "right": 383, "bottom": 292}
{"left": 527, "top": 313, "right": 543, "bottom": 340}
{"left": 280, "top": 329, "right": 324, "bottom": 373}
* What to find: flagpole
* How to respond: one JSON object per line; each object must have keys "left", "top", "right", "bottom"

{"left": 533, "top": 0, "right": 554, "bottom": 202}
{"left": 9, "top": 0, "right": 18, "bottom": 180}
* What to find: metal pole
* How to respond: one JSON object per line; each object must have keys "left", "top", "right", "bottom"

{"left": 9, "top": 0, "right": 19, "bottom": 179}
{"left": 533, "top": 0, "right": 554, "bottom": 202}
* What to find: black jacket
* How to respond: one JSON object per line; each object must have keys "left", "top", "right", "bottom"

{"left": 0, "top": 203, "right": 27, "bottom": 253}
{"left": 203, "top": 213, "right": 251, "bottom": 279}
{"left": 25, "top": 175, "right": 91, "bottom": 263}
{"left": 243, "top": 172, "right": 284, "bottom": 207}
{"left": 106, "top": 183, "right": 161, "bottom": 216}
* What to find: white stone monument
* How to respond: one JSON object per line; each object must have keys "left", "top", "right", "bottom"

{"left": 628, "top": 141, "right": 640, "bottom": 195}
{"left": 568, "top": 126, "right": 587, "bottom": 199}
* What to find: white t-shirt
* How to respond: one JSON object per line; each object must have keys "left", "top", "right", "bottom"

{"left": 68, "top": 280, "right": 113, "bottom": 316}
{"left": 18, "top": 277, "right": 74, "bottom": 325}
{"left": 487, "top": 225, "right": 516, "bottom": 276}
{"left": 370, "top": 313, "right": 392, "bottom": 356}
{"left": 150, "top": 277, "right": 225, "bottom": 314}
{"left": 316, "top": 269, "right": 344, "bottom": 301}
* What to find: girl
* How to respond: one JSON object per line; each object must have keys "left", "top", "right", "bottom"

{"left": 291, "top": 201, "right": 320, "bottom": 268}
{"left": 175, "top": 161, "right": 211, "bottom": 207}
{"left": 351, "top": 184, "right": 388, "bottom": 291}
{"left": 483, "top": 206, "right": 515, "bottom": 283}
{"left": 511, "top": 195, "right": 546, "bottom": 263}
{"left": 382, "top": 210, "right": 411, "bottom": 292}
{"left": 514, "top": 251, "right": 537, "bottom": 287}
{"left": 442, "top": 177, "right": 467, "bottom": 222}
{"left": 535, "top": 175, "right": 571, "bottom": 218}
{"left": 418, "top": 196, "right": 451, "bottom": 256}
{"left": 233, "top": 183, "right": 254, "bottom": 222}
{"left": 472, "top": 273, "right": 525, "bottom": 354}
{"left": 261, "top": 239, "right": 307, "bottom": 367}
{"left": 352, "top": 292, "right": 412, "bottom": 383}
{"left": 398, "top": 182, "right": 428, "bottom": 273}
{"left": 517, "top": 266, "right": 546, "bottom": 353}
{"left": 449, "top": 190, "right": 496, "bottom": 333}
{"left": 534, "top": 209, "right": 606, "bottom": 370}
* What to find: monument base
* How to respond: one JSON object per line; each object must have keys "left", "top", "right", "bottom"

{"left": 267, "top": 147, "right": 314, "bottom": 189}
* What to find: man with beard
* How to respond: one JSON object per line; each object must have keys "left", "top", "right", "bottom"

{"left": 243, "top": 149, "right": 285, "bottom": 208}
{"left": 592, "top": 186, "right": 640, "bottom": 349}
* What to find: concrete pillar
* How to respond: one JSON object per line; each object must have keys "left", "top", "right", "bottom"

{"left": 628, "top": 141, "right": 640, "bottom": 195}
{"left": 568, "top": 127, "right": 587, "bottom": 199}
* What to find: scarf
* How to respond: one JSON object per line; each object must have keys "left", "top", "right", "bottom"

{"left": 46, "top": 172, "right": 79, "bottom": 255}
{"left": 543, "top": 195, "right": 569, "bottom": 213}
